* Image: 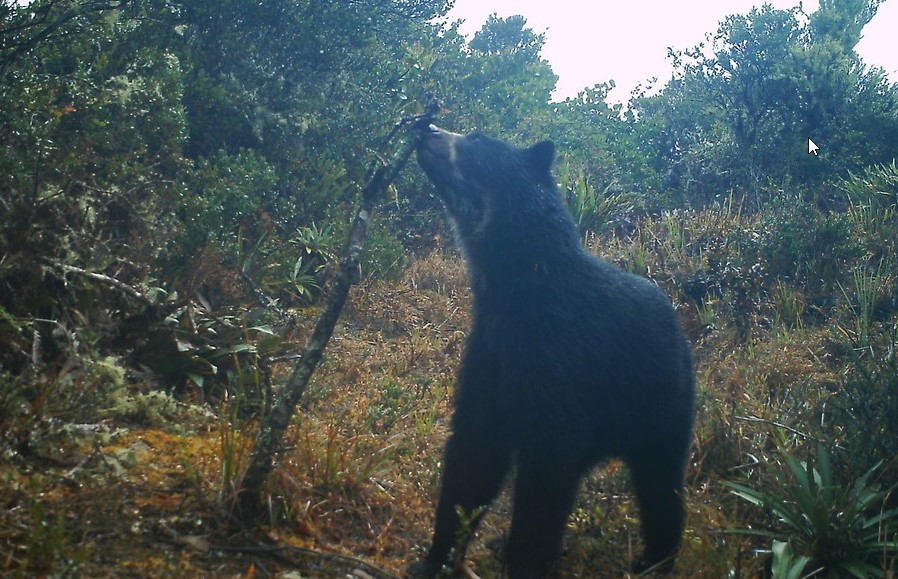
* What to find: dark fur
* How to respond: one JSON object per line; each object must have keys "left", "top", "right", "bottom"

{"left": 410, "top": 126, "right": 695, "bottom": 578}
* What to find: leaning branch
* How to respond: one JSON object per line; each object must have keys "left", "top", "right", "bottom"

{"left": 236, "top": 107, "right": 435, "bottom": 518}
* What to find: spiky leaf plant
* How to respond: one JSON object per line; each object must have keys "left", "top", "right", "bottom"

{"left": 725, "top": 445, "right": 898, "bottom": 578}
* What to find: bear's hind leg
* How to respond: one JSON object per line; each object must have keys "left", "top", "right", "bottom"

{"left": 504, "top": 451, "right": 583, "bottom": 579}
{"left": 627, "top": 451, "right": 688, "bottom": 574}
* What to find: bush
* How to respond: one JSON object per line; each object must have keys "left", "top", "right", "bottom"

{"left": 758, "top": 196, "right": 863, "bottom": 290}
{"left": 726, "top": 444, "right": 898, "bottom": 578}
{"left": 827, "top": 330, "right": 898, "bottom": 484}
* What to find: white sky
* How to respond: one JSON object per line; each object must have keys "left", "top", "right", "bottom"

{"left": 446, "top": 0, "right": 898, "bottom": 103}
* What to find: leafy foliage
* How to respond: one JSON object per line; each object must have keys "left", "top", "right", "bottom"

{"left": 639, "top": 1, "right": 898, "bottom": 206}
{"left": 725, "top": 445, "right": 898, "bottom": 578}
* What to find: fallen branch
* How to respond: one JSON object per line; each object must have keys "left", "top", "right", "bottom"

{"left": 157, "top": 522, "right": 401, "bottom": 578}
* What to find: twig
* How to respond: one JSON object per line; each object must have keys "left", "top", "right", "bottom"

{"left": 44, "top": 260, "right": 153, "bottom": 305}
{"left": 735, "top": 415, "right": 832, "bottom": 444}
{"left": 240, "top": 271, "right": 289, "bottom": 319}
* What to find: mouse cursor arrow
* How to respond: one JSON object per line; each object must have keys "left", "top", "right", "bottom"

{"left": 808, "top": 138, "right": 819, "bottom": 155}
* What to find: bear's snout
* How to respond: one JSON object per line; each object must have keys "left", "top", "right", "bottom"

{"left": 415, "top": 127, "right": 459, "bottom": 171}
{"left": 416, "top": 132, "right": 448, "bottom": 159}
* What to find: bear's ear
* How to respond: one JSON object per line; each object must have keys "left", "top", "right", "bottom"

{"left": 526, "top": 140, "right": 555, "bottom": 173}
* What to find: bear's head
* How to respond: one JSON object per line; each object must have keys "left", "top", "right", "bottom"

{"left": 415, "top": 124, "right": 557, "bottom": 242}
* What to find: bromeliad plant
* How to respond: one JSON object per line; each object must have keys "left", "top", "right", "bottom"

{"left": 724, "top": 444, "right": 898, "bottom": 578}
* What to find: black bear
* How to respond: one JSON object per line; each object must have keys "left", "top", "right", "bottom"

{"left": 410, "top": 125, "right": 695, "bottom": 579}
{"left": 409, "top": 125, "right": 696, "bottom": 578}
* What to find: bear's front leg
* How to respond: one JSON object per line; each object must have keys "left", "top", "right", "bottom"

{"left": 504, "top": 448, "right": 584, "bottom": 579}
{"left": 410, "top": 402, "right": 513, "bottom": 576}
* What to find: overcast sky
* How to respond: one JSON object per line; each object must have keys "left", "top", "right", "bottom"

{"left": 445, "top": 0, "right": 898, "bottom": 103}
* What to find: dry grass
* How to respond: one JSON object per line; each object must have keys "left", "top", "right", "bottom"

{"left": 2, "top": 206, "right": 897, "bottom": 577}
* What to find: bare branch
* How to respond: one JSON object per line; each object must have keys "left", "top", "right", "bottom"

{"left": 236, "top": 108, "right": 432, "bottom": 519}
{"left": 44, "top": 260, "right": 152, "bottom": 306}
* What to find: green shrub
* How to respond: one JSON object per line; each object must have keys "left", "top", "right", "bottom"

{"left": 841, "top": 161, "right": 898, "bottom": 213}
{"left": 363, "top": 221, "right": 409, "bottom": 282}
{"left": 725, "top": 444, "right": 898, "bottom": 578}
{"left": 827, "top": 328, "right": 898, "bottom": 484}
{"left": 758, "top": 197, "right": 862, "bottom": 290}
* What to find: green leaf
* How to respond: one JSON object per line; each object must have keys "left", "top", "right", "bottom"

{"left": 249, "top": 325, "right": 275, "bottom": 335}
{"left": 840, "top": 558, "right": 883, "bottom": 579}
{"left": 771, "top": 540, "right": 810, "bottom": 579}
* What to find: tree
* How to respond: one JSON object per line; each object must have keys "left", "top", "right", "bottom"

{"left": 0, "top": 0, "right": 133, "bottom": 76}
{"left": 0, "top": 0, "right": 454, "bottom": 373}
{"left": 644, "top": 2, "right": 898, "bottom": 206}
{"left": 808, "top": 0, "right": 884, "bottom": 51}
{"left": 236, "top": 111, "right": 432, "bottom": 518}
{"left": 426, "top": 14, "right": 557, "bottom": 137}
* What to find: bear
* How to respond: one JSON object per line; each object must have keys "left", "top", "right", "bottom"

{"left": 409, "top": 124, "right": 696, "bottom": 578}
